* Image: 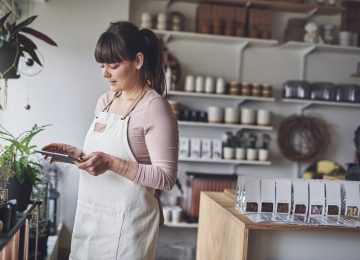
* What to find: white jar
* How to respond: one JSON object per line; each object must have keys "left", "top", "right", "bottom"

{"left": 205, "top": 76, "right": 215, "bottom": 93}
{"left": 208, "top": 106, "right": 224, "bottom": 123}
{"left": 184, "top": 75, "right": 195, "bottom": 92}
{"left": 215, "top": 77, "right": 226, "bottom": 94}
{"left": 241, "top": 108, "right": 256, "bottom": 125}
{"left": 163, "top": 207, "right": 172, "bottom": 223}
{"left": 195, "top": 75, "right": 204, "bottom": 93}
{"left": 224, "top": 107, "right": 240, "bottom": 124}
{"left": 256, "top": 109, "right": 271, "bottom": 126}
{"left": 171, "top": 206, "right": 182, "bottom": 223}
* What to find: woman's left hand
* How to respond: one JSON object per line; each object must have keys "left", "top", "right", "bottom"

{"left": 75, "top": 152, "right": 113, "bottom": 176}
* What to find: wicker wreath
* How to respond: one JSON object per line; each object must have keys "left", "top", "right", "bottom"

{"left": 277, "top": 114, "right": 331, "bottom": 163}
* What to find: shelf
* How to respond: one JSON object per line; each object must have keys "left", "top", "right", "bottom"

{"left": 179, "top": 157, "right": 271, "bottom": 165}
{"left": 351, "top": 72, "right": 360, "bottom": 78}
{"left": 171, "top": 0, "right": 344, "bottom": 15}
{"left": 282, "top": 98, "right": 360, "bottom": 108}
{"left": 163, "top": 222, "right": 198, "bottom": 228}
{"left": 167, "top": 90, "right": 276, "bottom": 102}
{"left": 153, "top": 29, "right": 278, "bottom": 46}
{"left": 282, "top": 41, "right": 360, "bottom": 55}
{"left": 178, "top": 121, "right": 273, "bottom": 131}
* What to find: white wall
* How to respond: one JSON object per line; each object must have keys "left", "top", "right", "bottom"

{"left": 0, "top": 0, "right": 129, "bottom": 257}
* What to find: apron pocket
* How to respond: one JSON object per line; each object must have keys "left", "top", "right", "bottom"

{"left": 71, "top": 202, "right": 124, "bottom": 260}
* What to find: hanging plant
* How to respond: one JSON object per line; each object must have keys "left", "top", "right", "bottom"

{"left": 0, "top": 9, "right": 57, "bottom": 109}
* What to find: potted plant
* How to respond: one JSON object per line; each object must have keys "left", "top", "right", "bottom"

{"left": 246, "top": 133, "right": 258, "bottom": 161}
{"left": 0, "top": 124, "right": 48, "bottom": 211}
{"left": 235, "top": 131, "right": 246, "bottom": 160}
{"left": 0, "top": 10, "right": 57, "bottom": 109}
{"left": 258, "top": 133, "right": 271, "bottom": 161}
{"left": 222, "top": 131, "right": 235, "bottom": 160}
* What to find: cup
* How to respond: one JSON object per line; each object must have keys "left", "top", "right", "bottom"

{"left": 215, "top": 77, "right": 226, "bottom": 94}
{"left": 241, "top": 108, "right": 256, "bottom": 125}
{"left": 184, "top": 75, "right": 195, "bottom": 92}
{"left": 205, "top": 76, "right": 215, "bottom": 93}
{"left": 224, "top": 107, "right": 240, "bottom": 124}
{"left": 256, "top": 109, "right": 271, "bottom": 126}
{"left": 195, "top": 75, "right": 204, "bottom": 93}
{"left": 208, "top": 107, "right": 224, "bottom": 123}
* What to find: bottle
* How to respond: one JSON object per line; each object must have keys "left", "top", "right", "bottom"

{"left": 165, "top": 65, "right": 172, "bottom": 91}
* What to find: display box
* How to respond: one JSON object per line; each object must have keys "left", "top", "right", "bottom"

{"left": 201, "top": 139, "right": 212, "bottom": 159}
{"left": 275, "top": 179, "right": 292, "bottom": 214}
{"left": 309, "top": 180, "right": 325, "bottom": 217}
{"left": 343, "top": 181, "right": 360, "bottom": 217}
{"left": 190, "top": 138, "right": 201, "bottom": 159}
{"left": 243, "top": 178, "right": 260, "bottom": 213}
{"left": 325, "top": 181, "right": 341, "bottom": 216}
{"left": 260, "top": 179, "right": 275, "bottom": 213}
{"left": 179, "top": 137, "right": 189, "bottom": 159}
{"left": 292, "top": 179, "right": 309, "bottom": 216}
{"left": 212, "top": 139, "right": 222, "bottom": 159}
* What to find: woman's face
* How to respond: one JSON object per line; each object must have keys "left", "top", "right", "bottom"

{"left": 100, "top": 60, "right": 139, "bottom": 92}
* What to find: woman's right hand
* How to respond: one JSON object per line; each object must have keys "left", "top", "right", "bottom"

{"left": 42, "top": 143, "right": 83, "bottom": 159}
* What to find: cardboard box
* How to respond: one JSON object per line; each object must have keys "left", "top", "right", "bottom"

{"left": 212, "top": 139, "right": 222, "bottom": 159}
{"left": 190, "top": 138, "right": 201, "bottom": 159}
{"left": 179, "top": 137, "right": 189, "bottom": 159}
{"left": 201, "top": 139, "right": 212, "bottom": 159}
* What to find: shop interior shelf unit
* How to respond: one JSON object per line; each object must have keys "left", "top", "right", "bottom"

{"left": 178, "top": 121, "right": 273, "bottom": 131}
{"left": 153, "top": 29, "right": 278, "bottom": 46}
{"left": 282, "top": 98, "right": 360, "bottom": 109}
{"left": 167, "top": 90, "right": 276, "bottom": 102}
{"left": 166, "top": 0, "right": 344, "bottom": 15}
{"left": 163, "top": 222, "right": 199, "bottom": 228}
{"left": 179, "top": 157, "right": 271, "bottom": 165}
{"left": 282, "top": 41, "right": 360, "bottom": 55}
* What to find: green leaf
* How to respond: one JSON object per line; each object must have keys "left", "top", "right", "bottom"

{"left": 0, "top": 11, "right": 12, "bottom": 28}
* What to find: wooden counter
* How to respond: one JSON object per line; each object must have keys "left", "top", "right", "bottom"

{"left": 196, "top": 191, "right": 360, "bottom": 260}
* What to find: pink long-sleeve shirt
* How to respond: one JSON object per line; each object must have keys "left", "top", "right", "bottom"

{"left": 94, "top": 89, "right": 179, "bottom": 191}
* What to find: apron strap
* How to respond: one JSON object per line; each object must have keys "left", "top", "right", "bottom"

{"left": 102, "top": 92, "right": 121, "bottom": 113}
{"left": 121, "top": 86, "right": 150, "bottom": 120}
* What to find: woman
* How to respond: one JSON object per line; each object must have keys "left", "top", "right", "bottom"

{"left": 42, "top": 21, "right": 179, "bottom": 260}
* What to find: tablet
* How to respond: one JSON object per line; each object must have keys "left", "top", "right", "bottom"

{"left": 36, "top": 150, "right": 78, "bottom": 164}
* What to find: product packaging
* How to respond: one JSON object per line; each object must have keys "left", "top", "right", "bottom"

{"left": 243, "top": 177, "right": 260, "bottom": 213}
{"left": 309, "top": 180, "right": 325, "bottom": 217}
{"left": 292, "top": 179, "right": 309, "bottom": 216}
{"left": 275, "top": 179, "right": 292, "bottom": 214}
{"left": 190, "top": 138, "right": 201, "bottom": 159}
{"left": 343, "top": 181, "right": 360, "bottom": 217}
{"left": 201, "top": 139, "right": 212, "bottom": 159}
{"left": 260, "top": 179, "right": 275, "bottom": 213}
{"left": 179, "top": 137, "right": 189, "bottom": 159}
{"left": 325, "top": 181, "right": 341, "bottom": 216}
{"left": 212, "top": 139, "right": 222, "bottom": 159}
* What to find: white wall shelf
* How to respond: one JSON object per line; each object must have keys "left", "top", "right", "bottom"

{"left": 282, "top": 98, "right": 360, "bottom": 108}
{"left": 167, "top": 90, "right": 276, "bottom": 102}
{"left": 153, "top": 29, "right": 279, "bottom": 46}
{"left": 178, "top": 121, "right": 273, "bottom": 131}
{"left": 179, "top": 157, "right": 271, "bottom": 165}
{"left": 282, "top": 41, "right": 360, "bottom": 55}
{"left": 163, "top": 222, "right": 198, "bottom": 228}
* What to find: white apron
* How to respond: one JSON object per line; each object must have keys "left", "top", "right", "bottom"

{"left": 69, "top": 110, "right": 160, "bottom": 260}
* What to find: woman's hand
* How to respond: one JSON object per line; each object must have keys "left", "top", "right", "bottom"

{"left": 75, "top": 152, "right": 115, "bottom": 176}
{"left": 42, "top": 143, "right": 83, "bottom": 159}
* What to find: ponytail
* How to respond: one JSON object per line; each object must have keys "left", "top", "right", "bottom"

{"left": 140, "top": 29, "right": 165, "bottom": 95}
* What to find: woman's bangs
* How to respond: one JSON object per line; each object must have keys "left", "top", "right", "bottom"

{"left": 95, "top": 32, "right": 126, "bottom": 63}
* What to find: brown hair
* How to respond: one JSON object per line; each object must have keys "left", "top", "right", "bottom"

{"left": 95, "top": 21, "right": 165, "bottom": 95}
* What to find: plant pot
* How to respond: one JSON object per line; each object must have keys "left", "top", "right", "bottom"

{"left": 235, "top": 148, "right": 246, "bottom": 160}
{"left": 0, "top": 43, "right": 20, "bottom": 79}
{"left": 246, "top": 148, "right": 257, "bottom": 161}
{"left": 258, "top": 149, "right": 269, "bottom": 161}
{"left": 7, "top": 177, "right": 33, "bottom": 212}
{"left": 223, "top": 147, "right": 235, "bottom": 160}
